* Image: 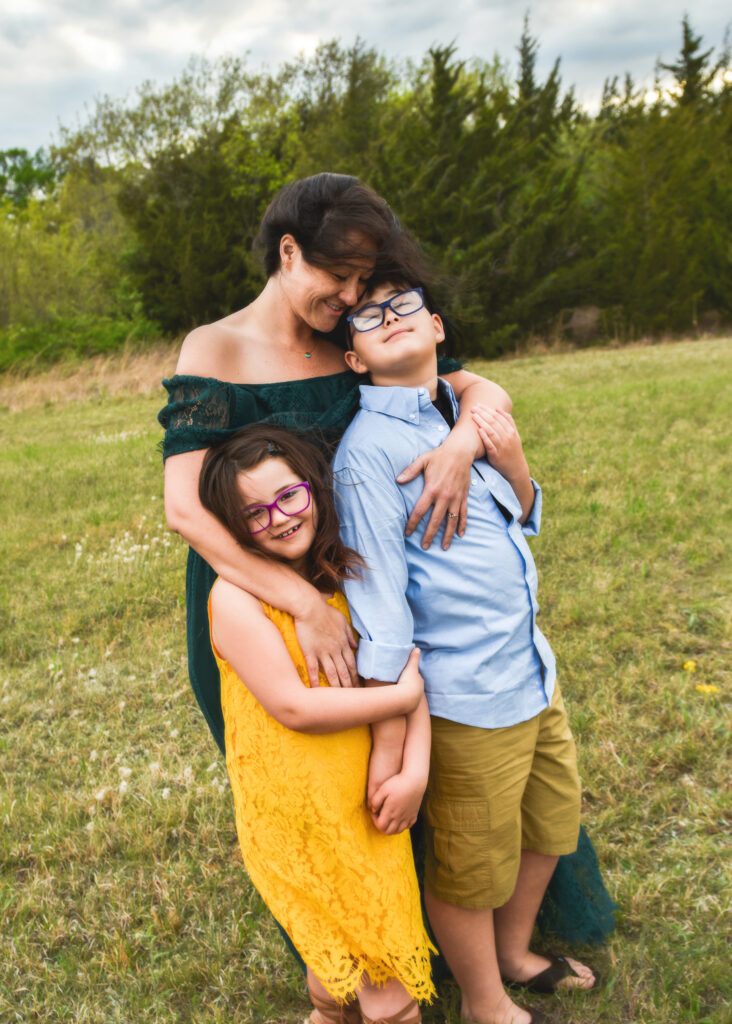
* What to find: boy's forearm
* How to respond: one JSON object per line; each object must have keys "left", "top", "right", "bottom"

{"left": 365, "top": 680, "right": 407, "bottom": 769}
{"left": 401, "top": 695, "right": 431, "bottom": 787}
{"left": 364, "top": 680, "right": 407, "bottom": 805}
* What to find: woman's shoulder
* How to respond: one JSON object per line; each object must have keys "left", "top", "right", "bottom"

{"left": 175, "top": 316, "right": 251, "bottom": 379}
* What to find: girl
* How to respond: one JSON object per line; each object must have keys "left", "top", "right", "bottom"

{"left": 198, "top": 424, "right": 435, "bottom": 1024}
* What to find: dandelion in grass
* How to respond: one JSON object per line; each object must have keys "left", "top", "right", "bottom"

{"left": 695, "top": 684, "right": 719, "bottom": 695}
{"left": 683, "top": 659, "right": 697, "bottom": 672}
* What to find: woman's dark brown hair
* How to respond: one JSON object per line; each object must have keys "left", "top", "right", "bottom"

{"left": 199, "top": 424, "right": 363, "bottom": 592}
{"left": 255, "top": 172, "right": 435, "bottom": 283}
{"left": 255, "top": 173, "right": 394, "bottom": 276}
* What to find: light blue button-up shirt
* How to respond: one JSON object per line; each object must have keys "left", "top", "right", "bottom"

{"left": 332, "top": 379, "right": 555, "bottom": 729}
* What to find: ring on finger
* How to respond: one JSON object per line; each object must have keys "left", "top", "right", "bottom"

{"left": 447, "top": 512, "right": 458, "bottom": 519}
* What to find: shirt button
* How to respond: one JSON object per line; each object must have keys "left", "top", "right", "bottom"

{"left": 471, "top": 479, "right": 477, "bottom": 486}
{"left": 409, "top": 413, "right": 415, "bottom": 420}
{"left": 437, "top": 425, "right": 444, "bottom": 432}
{"left": 418, "top": 388, "right": 425, "bottom": 396}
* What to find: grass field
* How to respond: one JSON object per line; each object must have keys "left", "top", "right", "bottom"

{"left": 1, "top": 338, "right": 730, "bottom": 1024}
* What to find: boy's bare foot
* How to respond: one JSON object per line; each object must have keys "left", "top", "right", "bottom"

{"left": 462, "top": 990, "right": 543, "bottom": 1024}
{"left": 500, "top": 950, "right": 598, "bottom": 992}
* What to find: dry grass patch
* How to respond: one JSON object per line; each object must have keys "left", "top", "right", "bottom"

{"left": 0, "top": 341, "right": 181, "bottom": 411}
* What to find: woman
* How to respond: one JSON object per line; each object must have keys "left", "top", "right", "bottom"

{"left": 160, "top": 172, "right": 511, "bottom": 754}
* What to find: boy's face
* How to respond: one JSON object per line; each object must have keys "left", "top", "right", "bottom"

{"left": 344, "top": 282, "right": 444, "bottom": 382}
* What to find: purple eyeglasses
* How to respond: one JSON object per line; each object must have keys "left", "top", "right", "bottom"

{"left": 239, "top": 481, "right": 311, "bottom": 534}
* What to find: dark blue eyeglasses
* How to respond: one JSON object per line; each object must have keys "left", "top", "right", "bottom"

{"left": 346, "top": 288, "right": 424, "bottom": 333}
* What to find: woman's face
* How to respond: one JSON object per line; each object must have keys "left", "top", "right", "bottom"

{"left": 236, "top": 456, "right": 316, "bottom": 574}
{"left": 279, "top": 234, "right": 375, "bottom": 333}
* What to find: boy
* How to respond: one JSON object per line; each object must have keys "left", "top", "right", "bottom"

{"left": 332, "top": 282, "right": 597, "bottom": 1024}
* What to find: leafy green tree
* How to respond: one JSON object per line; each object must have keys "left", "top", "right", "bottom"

{"left": 0, "top": 149, "right": 56, "bottom": 208}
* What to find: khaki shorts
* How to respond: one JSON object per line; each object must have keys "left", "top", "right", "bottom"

{"left": 423, "top": 685, "right": 581, "bottom": 909}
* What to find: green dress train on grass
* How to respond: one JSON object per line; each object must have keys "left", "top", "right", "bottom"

{"left": 158, "top": 363, "right": 616, "bottom": 953}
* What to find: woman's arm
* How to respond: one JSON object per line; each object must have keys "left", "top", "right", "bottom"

{"left": 397, "top": 370, "right": 513, "bottom": 549}
{"left": 211, "top": 580, "right": 423, "bottom": 732}
{"left": 165, "top": 449, "right": 357, "bottom": 687}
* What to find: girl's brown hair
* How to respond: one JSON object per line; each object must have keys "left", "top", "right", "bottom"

{"left": 199, "top": 425, "right": 363, "bottom": 592}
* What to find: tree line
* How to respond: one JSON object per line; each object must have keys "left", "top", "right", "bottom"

{"left": 0, "top": 16, "right": 730, "bottom": 368}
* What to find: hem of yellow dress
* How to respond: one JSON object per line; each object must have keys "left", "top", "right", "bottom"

{"left": 308, "top": 944, "right": 438, "bottom": 1004}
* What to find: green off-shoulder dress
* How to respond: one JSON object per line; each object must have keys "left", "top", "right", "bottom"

{"left": 158, "top": 364, "right": 616, "bottom": 948}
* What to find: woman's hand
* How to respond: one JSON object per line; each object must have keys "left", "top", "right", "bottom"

{"left": 293, "top": 594, "right": 358, "bottom": 689}
{"left": 397, "top": 431, "right": 476, "bottom": 550}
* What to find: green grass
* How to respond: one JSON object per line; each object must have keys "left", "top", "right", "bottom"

{"left": 1, "top": 338, "right": 730, "bottom": 1023}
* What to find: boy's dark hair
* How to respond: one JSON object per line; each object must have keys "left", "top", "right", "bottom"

{"left": 199, "top": 424, "right": 363, "bottom": 593}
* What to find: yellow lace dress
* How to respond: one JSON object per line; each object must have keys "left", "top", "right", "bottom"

{"left": 211, "top": 590, "right": 436, "bottom": 1003}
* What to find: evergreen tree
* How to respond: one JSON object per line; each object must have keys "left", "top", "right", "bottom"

{"left": 659, "top": 15, "right": 718, "bottom": 105}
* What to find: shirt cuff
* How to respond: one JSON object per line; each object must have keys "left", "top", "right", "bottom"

{"left": 356, "top": 640, "right": 413, "bottom": 683}
{"left": 521, "top": 480, "right": 542, "bottom": 536}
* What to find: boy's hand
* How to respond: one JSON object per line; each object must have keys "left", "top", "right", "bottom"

{"left": 369, "top": 771, "right": 427, "bottom": 835}
{"left": 471, "top": 405, "right": 536, "bottom": 523}
{"left": 471, "top": 405, "right": 527, "bottom": 478}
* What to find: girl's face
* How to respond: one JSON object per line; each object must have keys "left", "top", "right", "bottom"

{"left": 278, "top": 233, "right": 375, "bottom": 334}
{"left": 236, "top": 457, "right": 316, "bottom": 573}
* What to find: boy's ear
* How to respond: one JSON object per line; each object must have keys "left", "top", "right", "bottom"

{"left": 432, "top": 313, "right": 445, "bottom": 345}
{"left": 344, "top": 348, "right": 369, "bottom": 375}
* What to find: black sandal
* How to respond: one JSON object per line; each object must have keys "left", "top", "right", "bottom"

{"left": 504, "top": 953, "right": 599, "bottom": 995}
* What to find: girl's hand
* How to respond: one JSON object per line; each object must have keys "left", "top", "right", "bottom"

{"left": 370, "top": 771, "right": 427, "bottom": 835}
{"left": 397, "top": 435, "right": 475, "bottom": 550}
{"left": 293, "top": 595, "right": 358, "bottom": 689}
{"left": 395, "top": 649, "right": 423, "bottom": 710}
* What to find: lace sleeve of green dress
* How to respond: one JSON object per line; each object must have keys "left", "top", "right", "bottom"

{"left": 158, "top": 376, "right": 240, "bottom": 458}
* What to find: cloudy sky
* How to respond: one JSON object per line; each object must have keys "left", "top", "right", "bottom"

{"left": 1, "top": 0, "right": 729, "bottom": 152}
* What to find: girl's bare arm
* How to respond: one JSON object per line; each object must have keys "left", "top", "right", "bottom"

{"left": 211, "top": 580, "right": 422, "bottom": 732}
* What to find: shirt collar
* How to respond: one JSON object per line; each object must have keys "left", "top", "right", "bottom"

{"left": 358, "top": 378, "right": 458, "bottom": 424}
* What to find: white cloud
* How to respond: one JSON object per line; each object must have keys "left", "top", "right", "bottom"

{"left": 0, "top": 0, "right": 728, "bottom": 149}
{"left": 57, "top": 24, "right": 125, "bottom": 70}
